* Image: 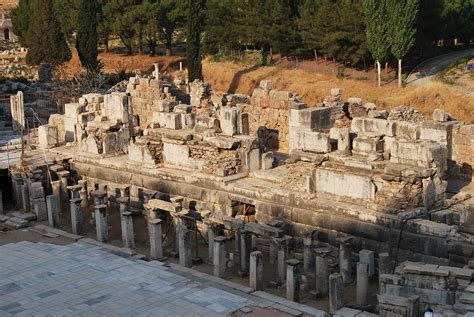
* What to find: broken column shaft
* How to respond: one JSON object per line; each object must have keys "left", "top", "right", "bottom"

{"left": 356, "top": 262, "right": 369, "bottom": 307}
{"left": 250, "top": 251, "right": 264, "bottom": 291}
{"left": 286, "top": 259, "right": 301, "bottom": 303}
{"left": 179, "top": 228, "right": 192, "bottom": 268}
{"left": 338, "top": 236, "right": 353, "bottom": 284}
{"left": 213, "top": 236, "right": 227, "bottom": 278}
{"left": 329, "top": 273, "right": 344, "bottom": 313}
{"left": 208, "top": 223, "right": 225, "bottom": 262}
{"left": 46, "top": 195, "right": 60, "bottom": 228}
{"left": 70, "top": 198, "right": 83, "bottom": 234}
{"left": 149, "top": 218, "right": 163, "bottom": 260}
{"left": 95, "top": 204, "right": 108, "bottom": 242}
{"left": 239, "top": 230, "right": 252, "bottom": 276}
{"left": 315, "top": 247, "right": 331, "bottom": 297}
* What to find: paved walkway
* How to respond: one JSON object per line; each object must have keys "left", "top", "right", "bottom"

{"left": 0, "top": 241, "right": 327, "bottom": 317}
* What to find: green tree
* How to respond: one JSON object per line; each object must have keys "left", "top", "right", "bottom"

{"left": 158, "top": 0, "right": 186, "bottom": 56}
{"left": 389, "top": 0, "right": 419, "bottom": 87}
{"left": 203, "top": 0, "right": 238, "bottom": 54}
{"left": 76, "top": 0, "right": 101, "bottom": 72}
{"left": 298, "top": 0, "right": 326, "bottom": 61}
{"left": 53, "top": 0, "right": 80, "bottom": 40}
{"left": 10, "top": 0, "right": 38, "bottom": 46}
{"left": 103, "top": 0, "right": 140, "bottom": 55}
{"left": 186, "top": 0, "right": 206, "bottom": 81}
{"left": 363, "top": 0, "right": 391, "bottom": 87}
{"left": 25, "top": 0, "right": 72, "bottom": 66}
{"left": 97, "top": 0, "right": 112, "bottom": 52}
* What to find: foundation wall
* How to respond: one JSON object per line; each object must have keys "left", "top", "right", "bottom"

{"left": 451, "top": 124, "right": 474, "bottom": 179}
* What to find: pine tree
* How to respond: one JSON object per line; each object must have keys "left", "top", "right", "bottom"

{"left": 158, "top": 0, "right": 186, "bottom": 56}
{"left": 25, "top": 0, "right": 72, "bottom": 66}
{"left": 363, "top": 0, "right": 391, "bottom": 87}
{"left": 186, "top": 0, "right": 206, "bottom": 82}
{"left": 76, "top": 0, "right": 101, "bottom": 72}
{"left": 103, "top": 1, "right": 138, "bottom": 55}
{"left": 389, "top": 0, "right": 419, "bottom": 87}
{"left": 11, "top": 0, "right": 38, "bottom": 47}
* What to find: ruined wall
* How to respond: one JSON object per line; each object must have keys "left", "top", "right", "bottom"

{"left": 451, "top": 123, "right": 474, "bottom": 179}
{"left": 127, "top": 77, "right": 163, "bottom": 129}
{"left": 238, "top": 81, "right": 300, "bottom": 152}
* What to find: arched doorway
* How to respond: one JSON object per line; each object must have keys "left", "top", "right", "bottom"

{"left": 3, "top": 29, "right": 10, "bottom": 41}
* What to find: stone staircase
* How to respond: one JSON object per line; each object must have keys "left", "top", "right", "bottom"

{"left": 454, "top": 283, "right": 474, "bottom": 314}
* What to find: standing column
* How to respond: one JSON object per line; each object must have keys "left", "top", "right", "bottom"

{"left": 143, "top": 203, "right": 156, "bottom": 220}
{"left": 239, "top": 230, "right": 252, "bottom": 276}
{"left": 379, "top": 252, "right": 392, "bottom": 276}
{"left": 78, "top": 180, "right": 88, "bottom": 210}
{"left": 51, "top": 180, "right": 62, "bottom": 212}
{"left": 250, "top": 251, "right": 264, "bottom": 291}
{"left": 67, "top": 185, "right": 82, "bottom": 200}
{"left": 172, "top": 213, "right": 182, "bottom": 255}
{"left": 356, "top": 262, "right": 369, "bottom": 307}
{"left": 95, "top": 204, "right": 108, "bottom": 242}
{"left": 179, "top": 228, "right": 192, "bottom": 268}
{"left": 149, "top": 219, "right": 163, "bottom": 260}
{"left": 315, "top": 247, "right": 331, "bottom": 297}
{"left": 120, "top": 197, "right": 134, "bottom": 248}
{"left": 329, "top": 273, "right": 344, "bottom": 313}
{"left": 337, "top": 236, "right": 353, "bottom": 284}
{"left": 213, "top": 236, "right": 227, "bottom": 278}
{"left": 303, "top": 230, "right": 315, "bottom": 274}
{"left": 286, "top": 259, "right": 301, "bottom": 303}
{"left": 208, "top": 223, "right": 224, "bottom": 262}
{"left": 70, "top": 198, "right": 83, "bottom": 234}
{"left": 92, "top": 190, "right": 107, "bottom": 205}
{"left": 271, "top": 237, "right": 289, "bottom": 286}
{"left": 46, "top": 195, "right": 60, "bottom": 228}
{"left": 121, "top": 212, "right": 135, "bottom": 248}
{"left": 0, "top": 188, "right": 3, "bottom": 214}
{"left": 57, "top": 171, "right": 70, "bottom": 203}
{"left": 12, "top": 173, "right": 23, "bottom": 210}
{"left": 21, "top": 184, "right": 30, "bottom": 213}
{"left": 359, "top": 249, "right": 375, "bottom": 277}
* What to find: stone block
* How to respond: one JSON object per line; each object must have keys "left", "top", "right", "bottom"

{"left": 103, "top": 93, "right": 129, "bottom": 123}
{"left": 260, "top": 80, "right": 273, "bottom": 90}
{"left": 348, "top": 97, "right": 362, "bottom": 105}
{"left": 152, "top": 112, "right": 182, "bottom": 130}
{"left": 38, "top": 124, "right": 58, "bottom": 149}
{"left": 220, "top": 106, "right": 240, "bottom": 136}
{"left": 156, "top": 99, "right": 178, "bottom": 112}
{"left": 64, "top": 103, "right": 82, "bottom": 118}
{"left": 163, "top": 142, "right": 191, "bottom": 167}
{"left": 352, "top": 136, "right": 383, "bottom": 155}
{"left": 395, "top": 121, "right": 420, "bottom": 141}
{"left": 351, "top": 118, "right": 396, "bottom": 137}
{"left": 289, "top": 107, "right": 332, "bottom": 131}
{"left": 315, "top": 168, "right": 376, "bottom": 201}
{"left": 390, "top": 140, "right": 448, "bottom": 172}
{"left": 359, "top": 249, "right": 375, "bottom": 277}
{"left": 261, "top": 152, "right": 274, "bottom": 170}
{"left": 433, "top": 108, "right": 455, "bottom": 122}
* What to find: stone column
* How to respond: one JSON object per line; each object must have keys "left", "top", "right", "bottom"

{"left": 142, "top": 189, "right": 157, "bottom": 206}
{"left": 46, "top": 195, "right": 60, "bottom": 228}
{"left": 239, "top": 230, "right": 252, "bottom": 276}
{"left": 208, "top": 223, "right": 225, "bottom": 262}
{"left": 179, "top": 228, "right": 192, "bottom": 268}
{"left": 379, "top": 252, "right": 392, "bottom": 276}
{"left": 121, "top": 212, "right": 135, "bottom": 249}
{"left": 286, "top": 259, "right": 301, "bottom": 303}
{"left": 67, "top": 185, "right": 82, "bottom": 203}
{"left": 359, "top": 249, "right": 374, "bottom": 277}
{"left": 315, "top": 247, "right": 331, "bottom": 297}
{"left": 51, "top": 180, "right": 62, "bottom": 212}
{"left": 95, "top": 204, "right": 108, "bottom": 242}
{"left": 329, "top": 273, "right": 344, "bottom": 313}
{"left": 12, "top": 173, "right": 23, "bottom": 210}
{"left": 337, "top": 236, "right": 353, "bottom": 284}
{"left": 34, "top": 198, "right": 48, "bottom": 221}
{"left": 172, "top": 213, "right": 182, "bottom": 255}
{"left": 78, "top": 180, "right": 88, "bottom": 210}
{"left": 70, "top": 198, "right": 83, "bottom": 234}
{"left": 250, "top": 251, "right": 264, "bottom": 291}
{"left": 213, "top": 236, "right": 227, "bottom": 278}
{"left": 92, "top": 190, "right": 107, "bottom": 206}
{"left": 21, "top": 184, "right": 30, "bottom": 213}
{"left": 271, "top": 237, "right": 289, "bottom": 286}
{"left": 57, "top": 171, "right": 70, "bottom": 202}
{"left": 0, "top": 188, "right": 3, "bottom": 214}
{"left": 303, "top": 230, "right": 315, "bottom": 274}
{"left": 149, "top": 219, "right": 163, "bottom": 260}
{"left": 356, "top": 262, "right": 369, "bottom": 307}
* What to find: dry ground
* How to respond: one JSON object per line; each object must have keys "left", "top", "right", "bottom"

{"left": 201, "top": 60, "right": 474, "bottom": 123}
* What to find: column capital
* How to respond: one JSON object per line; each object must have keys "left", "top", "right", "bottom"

{"left": 336, "top": 236, "right": 353, "bottom": 245}
{"left": 315, "top": 247, "right": 332, "bottom": 257}
{"left": 118, "top": 197, "right": 129, "bottom": 205}
{"left": 286, "top": 259, "right": 300, "bottom": 267}
{"left": 70, "top": 198, "right": 82, "bottom": 204}
{"left": 92, "top": 190, "right": 107, "bottom": 199}
{"left": 214, "top": 236, "right": 227, "bottom": 243}
{"left": 149, "top": 218, "right": 162, "bottom": 225}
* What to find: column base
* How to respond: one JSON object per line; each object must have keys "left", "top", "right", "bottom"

{"left": 192, "top": 257, "right": 203, "bottom": 265}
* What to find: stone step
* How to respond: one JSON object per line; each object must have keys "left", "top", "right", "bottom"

{"left": 453, "top": 302, "right": 474, "bottom": 314}
{"left": 460, "top": 292, "right": 474, "bottom": 304}
{"left": 466, "top": 284, "right": 474, "bottom": 293}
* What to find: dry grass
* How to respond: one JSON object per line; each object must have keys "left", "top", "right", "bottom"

{"left": 203, "top": 61, "right": 474, "bottom": 123}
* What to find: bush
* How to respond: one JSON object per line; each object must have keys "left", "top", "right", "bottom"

{"left": 336, "top": 66, "right": 346, "bottom": 79}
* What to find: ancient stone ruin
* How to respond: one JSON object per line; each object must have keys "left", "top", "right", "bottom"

{"left": 4, "top": 68, "right": 474, "bottom": 317}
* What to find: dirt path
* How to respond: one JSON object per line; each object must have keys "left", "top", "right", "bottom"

{"left": 406, "top": 48, "right": 474, "bottom": 87}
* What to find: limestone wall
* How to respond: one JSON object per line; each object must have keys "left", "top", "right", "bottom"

{"left": 451, "top": 124, "right": 474, "bottom": 179}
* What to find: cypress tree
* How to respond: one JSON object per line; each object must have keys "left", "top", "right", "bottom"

{"left": 76, "top": 0, "right": 101, "bottom": 73}
{"left": 11, "top": 0, "right": 38, "bottom": 47}
{"left": 363, "top": 0, "right": 391, "bottom": 87}
{"left": 25, "top": 0, "right": 71, "bottom": 66}
{"left": 389, "top": 0, "right": 419, "bottom": 88}
{"left": 186, "top": 0, "right": 206, "bottom": 82}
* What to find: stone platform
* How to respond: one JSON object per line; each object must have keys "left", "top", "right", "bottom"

{"left": 0, "top": 240, "right": 326, "bottom": 317}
